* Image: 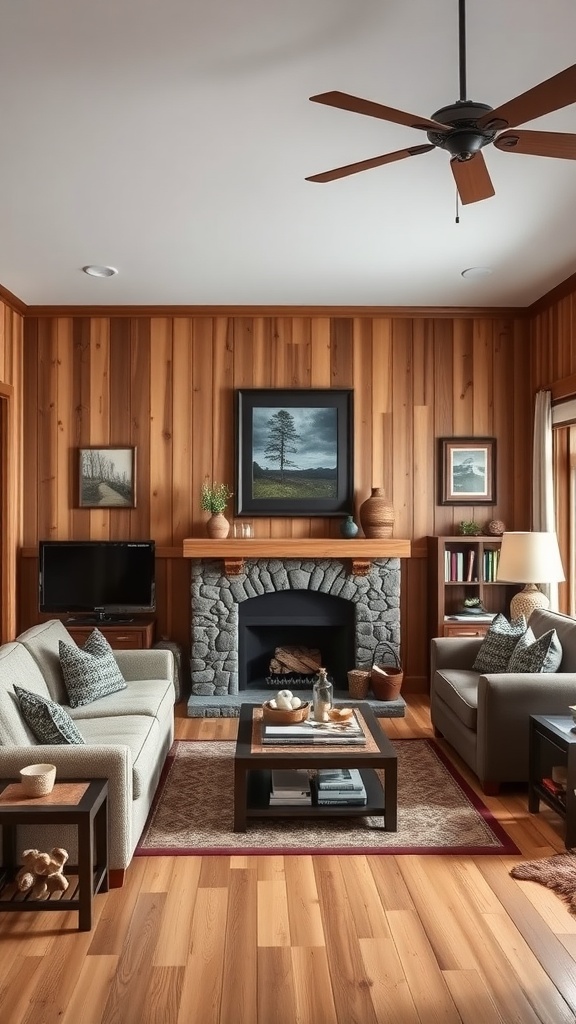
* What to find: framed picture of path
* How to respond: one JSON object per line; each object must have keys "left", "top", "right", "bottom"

{"left": 439, "top": 437, "right": 496, "bottom": 505}
{"left": 78, "top": 447, "right": 136, "bottom": 508}
{"left": 236, "top": 389, "right": 354, "bottom": 516}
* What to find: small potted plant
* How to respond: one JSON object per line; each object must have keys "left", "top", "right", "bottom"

{"left": 201, "top": 480, "right": 233, "bottom": 538}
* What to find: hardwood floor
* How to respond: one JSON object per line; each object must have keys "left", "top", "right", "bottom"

{"left": 1, "top": 696, "right": 576, "bottom": 1024}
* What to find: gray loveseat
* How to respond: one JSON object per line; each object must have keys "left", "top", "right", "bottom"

{"left": 430, "top": 608, "right": 576, "bottom": 794}
{"left": 0, "top": 619, "right": 175, "bottom": 883}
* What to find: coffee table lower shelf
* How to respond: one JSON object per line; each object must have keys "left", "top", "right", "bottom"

{"left": 246, "top": 768, "right": 385, "bottom": 823}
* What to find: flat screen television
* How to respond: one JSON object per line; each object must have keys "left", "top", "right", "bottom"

{"left": 39, "top": 540, "right": 156, "bottom": 622}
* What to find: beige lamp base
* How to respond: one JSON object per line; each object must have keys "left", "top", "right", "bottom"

{"left": 509, "top": 584, "right": 549, "bottom": 623}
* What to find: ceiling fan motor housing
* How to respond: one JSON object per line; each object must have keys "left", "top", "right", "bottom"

{"left": 427, "top": 101, "right": 498, "bottom": 160}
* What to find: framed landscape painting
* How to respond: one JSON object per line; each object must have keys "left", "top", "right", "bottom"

{"left": 78, "top": 446, "right": 136, "bottom": 508}
{"left": 236, "top": 389, "right": 354, "bottom": 515}
{"left": 439, "top": 437, "right": 496, "bottom": 505}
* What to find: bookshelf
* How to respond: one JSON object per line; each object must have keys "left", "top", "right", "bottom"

{"left": 427, "top": 536, "right": 519, "bottom": 640}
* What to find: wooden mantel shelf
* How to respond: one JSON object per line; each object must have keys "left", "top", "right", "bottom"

{"left": 182, "top": 537, "right": 411, "bottom": 576}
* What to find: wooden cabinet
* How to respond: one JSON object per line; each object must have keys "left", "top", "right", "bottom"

{"left": 65, "top": 619, "right": 155, "bottom": 650}
{"left": 427, "top": 536, "right": 518, "bottom": 640}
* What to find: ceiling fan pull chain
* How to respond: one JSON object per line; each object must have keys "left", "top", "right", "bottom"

{"left": 455, "top": 187, "right": 460, "bottom": 224}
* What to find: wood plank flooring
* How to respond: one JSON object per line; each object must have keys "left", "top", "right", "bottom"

{"left": 1, "top": 695, "right": 576, "bottom": 1024}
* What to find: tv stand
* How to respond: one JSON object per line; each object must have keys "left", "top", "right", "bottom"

{"left": 63, "top": 618, "right": 155, "bottom": 650}
{"left": 65, "top": 615, "right": 135, "bottom": 626}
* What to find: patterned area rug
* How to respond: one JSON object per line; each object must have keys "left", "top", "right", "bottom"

{"left": 135, "top": 739, "right": 518, "bottom": 856}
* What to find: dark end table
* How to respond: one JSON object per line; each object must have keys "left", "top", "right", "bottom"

{"left": 528, "top": 715, "right": 576, "bottom": 849}
{"left": 0, "top": 778, "right": 109, "bottom": 931}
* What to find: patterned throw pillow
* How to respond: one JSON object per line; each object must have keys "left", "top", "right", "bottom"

{"left": 59, "top": 628, "right": 127, "bottom": 708}
{"left": 472, "top": 613, "right": 527, "bottom": 673}
{"left": 507, "top": 627, "right": 563, "bottom": 673}
{"left": 14, "top": 685, "right": 85, "bottom": 744}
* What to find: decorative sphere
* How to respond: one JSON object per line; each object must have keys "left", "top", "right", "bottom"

{"left": 486, "top": 519, "right": 505, "bottom": 536}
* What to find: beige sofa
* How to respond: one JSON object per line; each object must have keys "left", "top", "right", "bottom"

{"left": 431, "top": 608, "right": 576, "bottom": 794}
{"left": 0, "top": 619, "right": 175, "bottom": 883}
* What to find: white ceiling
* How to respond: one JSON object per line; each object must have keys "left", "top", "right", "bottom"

{"left": 2, "top": 0, "right": 576, "bottom": 308}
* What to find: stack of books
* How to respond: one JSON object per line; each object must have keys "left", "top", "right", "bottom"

{"left": 316, "top": 767, "right": 367, "bottom": 806}
{"left": 269, "top": 769, "right": 312, "bottom": 806}
{"left": 261, "top": 712, "right": 366, "bottom": 746}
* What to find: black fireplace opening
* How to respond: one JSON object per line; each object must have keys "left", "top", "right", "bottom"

{"left": 238, "top": 590, "right": 355, "bottom": 691}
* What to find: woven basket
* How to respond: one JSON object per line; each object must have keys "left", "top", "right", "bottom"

{"left": 370, "top": 641, "right": 403, "bottom": 701}
{"left": 347, "top": 669, "right": 370, "bottom": 699}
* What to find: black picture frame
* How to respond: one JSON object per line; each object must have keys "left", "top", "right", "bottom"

{"left": 438, "top": 436, "right": 496, "bottom": 505}
{"left": 236, "top": 388, "right": 354, "bottom": 516}
{"left": 78, "top": 446, "right": 137, "bottom": 508}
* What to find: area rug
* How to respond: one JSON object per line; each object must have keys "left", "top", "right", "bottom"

{"left": 511, "top": 852, "right": 576, "bottom": 912}
{"left": 135, "top": 739, "right": 518, "bottom": 856}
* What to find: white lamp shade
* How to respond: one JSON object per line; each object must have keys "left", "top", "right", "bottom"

{"left": 496, "top": 531, "right": 565, "bottom": 584}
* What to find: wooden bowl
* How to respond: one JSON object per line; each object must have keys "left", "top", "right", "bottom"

{"left": 328, "top": 706, "right": 354, "bottom": 723}
{"left": 261, "top": 700, "right": 310, "bottom": 725}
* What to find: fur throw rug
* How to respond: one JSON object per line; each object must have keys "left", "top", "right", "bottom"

{"left": 511, "top": 851, "right": 576, "bottom": 912}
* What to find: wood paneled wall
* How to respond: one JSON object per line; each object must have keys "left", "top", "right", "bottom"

{"left": 0, "top": 298, "right": 24, "bottom": 641}
{"left": 18, "top": 311, "right": 532, "bottom": 690}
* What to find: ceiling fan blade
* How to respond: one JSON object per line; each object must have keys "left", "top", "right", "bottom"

{"left": 305, "top": 144, "right": 434, "bottom": 183}
{"left": 309, "top": 91, "right": 448, "bottom": 132}
{"left": 477, "top": 64, "right": 576, "bottom": 131}
{"left": 450, "top": 152, "right": 495, "bottom": 205}
{"left": 494, "top": 129, "right": 576, "bottom": 159}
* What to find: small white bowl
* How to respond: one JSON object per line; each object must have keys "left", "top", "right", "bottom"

{"left": 20, "top": 763, "right": 56, "bottom": 797}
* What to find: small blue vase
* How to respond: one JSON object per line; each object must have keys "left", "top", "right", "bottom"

{"left": 340, "top": 515, "right": 359, "bottom": 538}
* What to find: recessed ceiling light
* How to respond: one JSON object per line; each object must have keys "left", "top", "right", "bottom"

{"left": 461, "top": 266, "right": 492, "bottom": 279}
{"left": 82, "top": 265, "right": 118, "bottom": 278}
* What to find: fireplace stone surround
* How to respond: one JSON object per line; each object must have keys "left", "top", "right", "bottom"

{"left": 186, "top": 549, "right": 406, "bottom": 718}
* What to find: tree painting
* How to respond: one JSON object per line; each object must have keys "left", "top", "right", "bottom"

{"left": 79, "top": 448, "right": 135, "bottom": 507}
{"left": 252, "top": 406, "right": 338, "bottom": 499}
{"left": 263, "top": 410, "right": 301, "bottom": 483}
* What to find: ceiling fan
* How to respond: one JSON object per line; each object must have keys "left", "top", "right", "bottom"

{"left": 306, "top": 0, "right": 576, "bottom": 204}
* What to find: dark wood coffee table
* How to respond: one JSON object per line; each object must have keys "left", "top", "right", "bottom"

{"left": 233, "top": 702, "right": 397, "bottom": 833}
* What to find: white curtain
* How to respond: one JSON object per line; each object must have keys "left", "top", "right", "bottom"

{"left": 532, "top": 388, "right": 558, "bottom": 608}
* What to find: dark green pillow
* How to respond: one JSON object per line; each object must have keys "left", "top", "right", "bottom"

{"left": 472, "top": 613, "right": 527, "bottom": 673}
{"left": 14, "top": 685, "right": 85, "bottom": 745}
{"left": 59, "top": 628, "right": 127, "bottom": 708}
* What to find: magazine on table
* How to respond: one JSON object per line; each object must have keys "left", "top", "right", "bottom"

{"left": 262, "top": 711, "right": 366, "bottom": 746}
{"left": 316, "top": 767, "right": 365, "bottom": 791}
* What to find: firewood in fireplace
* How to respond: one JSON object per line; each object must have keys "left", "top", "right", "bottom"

{"left": 269, "top": 646, "right": 321, "bottom": 676}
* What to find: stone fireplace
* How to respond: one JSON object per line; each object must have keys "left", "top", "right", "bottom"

{"left": 186, "top": 548, "right": 405, "bottom": 718}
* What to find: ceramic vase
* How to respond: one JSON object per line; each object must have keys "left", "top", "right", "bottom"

{"left": 359, "top": 488, "right": 394, "bottom": 538}
{"left": 340, "top": 515, "right": 359, "bottom": 538}
{"left": 206, "top": 513, "right": 230, "bottom": 539}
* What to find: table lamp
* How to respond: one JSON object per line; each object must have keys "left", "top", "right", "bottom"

{"left": 495, "top": 531, "right": 565, "bottom": 620}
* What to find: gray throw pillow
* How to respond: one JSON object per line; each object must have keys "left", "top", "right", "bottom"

{"left": 14, "top": 685, "right": 85, "bottom": 744}
{"left": 507, "top": 627, "right": 563, "bottom": 673}
{"left": 59, "top": 628, "right": 127, "bottom": 708}
{"left": 472, "top": 613, "right": 527, "bottom": 673}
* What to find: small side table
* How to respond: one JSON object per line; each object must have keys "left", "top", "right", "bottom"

{"left": 528, "top": 715, "right": 576, "bottom": 849}
{"left": 0, "top": 778, "right": 108, "bottom": 931}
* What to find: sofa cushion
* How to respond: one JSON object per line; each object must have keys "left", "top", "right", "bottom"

{"left": 68, "top": 677, "right": 175, "bottom": 724}
{"left": 528, "top": 609, "right": 576, "bottom": 672}
{"left": 78, "top": 714, "right": 161, "bottom": 799}
{"left": 507, "top": 627, "right": 563, "bottom": 673}
{"left": 0, "top": 643, "right": 54, "bottom": 745}
{"left": 14, "top": 686, "right": 85, "bottom": 745}
{"left": 59, "top": 629, "right": 127, "bottom": 708}
{"left": 472, "top": 613, "right": 527, "bottom": 673}
{"left": 17, "top": 619, "right": 77, "bottom": 703}
{"left": 431, "top": 668, "right": 479, "bottom": 730}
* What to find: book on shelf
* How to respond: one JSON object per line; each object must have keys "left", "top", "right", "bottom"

{"left": 269, "top": 794, "right": 312, "bottom": 806}
{"left": 317, "top": 792, "right": 367, "bottom": 806}
{"left": 316, "top": 768, "right": 365, "bottom": 791}
{"left": 445, "top": 613, "right": 496, "bottom": 622}
{"left": 262, "top": 711, "right": 366, "bottom": 746}
{"left": 270, "top": 769, "right": 311, "bottom": 798}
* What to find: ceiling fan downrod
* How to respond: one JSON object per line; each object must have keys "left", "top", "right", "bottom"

{"left": 459, "top": 0, "right": 467, "bottom": 101}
